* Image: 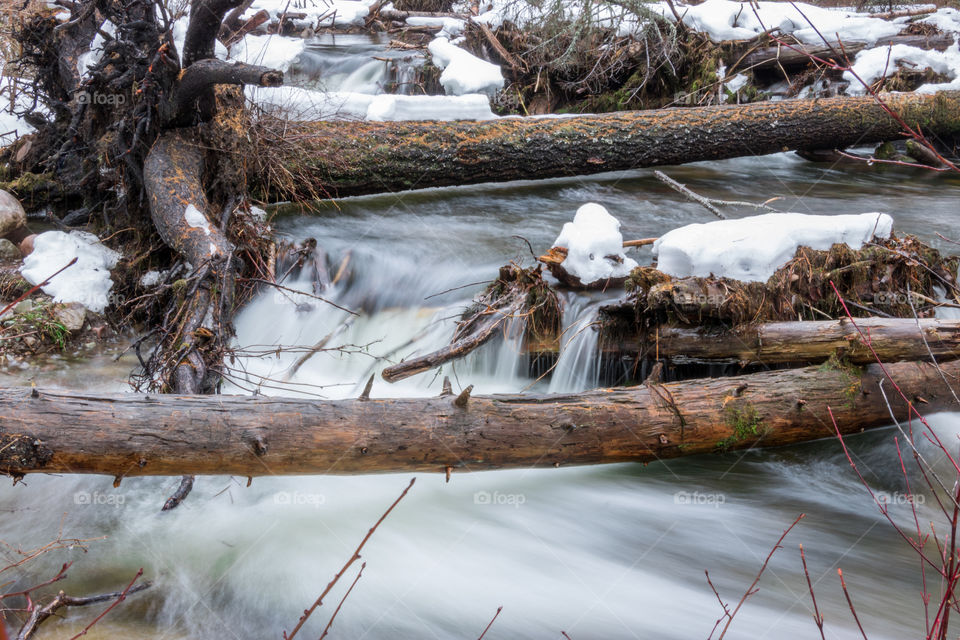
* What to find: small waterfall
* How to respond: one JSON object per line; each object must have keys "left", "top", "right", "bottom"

{"left": 287, "top": 33, "right": 425, "bottom": 95}
{"left": 548, "top": 296, "right": 605, "bottom": 393}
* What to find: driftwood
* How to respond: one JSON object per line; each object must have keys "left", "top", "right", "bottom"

{"left": 1, "top": 358, "right": 957, "bottom": 477}
{"left": 601, "top": 317, "right": 960, "bottom": 365}
{"left": 252, "top": 91, "right": 960, "bottom": 199}
{"left": 736, "top": 33, "right": 956, "bottom": 71}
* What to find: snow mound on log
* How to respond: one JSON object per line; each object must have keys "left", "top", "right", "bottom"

{"left": 248, "top": 0, "right": 377, "bottom": 26}
{"left": 20, "top": 231, "right": 121, "bottom": 312}
{"left": 428, "top": 38, "right": 505, "bottom": 96}
{"left": 676, "top": 0, "right": 900, "bottom": 44}
{"left": 553, "top": 204, "right": 638, "bottom": 285}
{"left": 653, "top": 212, "right": 893, "bottom": 282}
{"left": 247, "top": 86, "right": 497, "bottom": 121}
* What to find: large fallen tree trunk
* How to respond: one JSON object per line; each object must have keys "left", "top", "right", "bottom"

{"left": 2, "top": 358, "right": 957, "bottom": 477}
{"left": 253, "top": 91, "right": 960, "bottom": 199}
{"left": 733, "top": 33, "right": 956, "bottom": 71}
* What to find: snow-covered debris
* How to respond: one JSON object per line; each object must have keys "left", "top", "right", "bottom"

{"left": 653, "top": 212, "right": 893, "bottom": 282}
{"left": 428, "top": 37, "right": 504, "bottom": 96}
{"left": 229, "top": 34, "right": 305, "bottom": 72}
{"left": 676, "top": 0, "right": 900, "bottom": 44}
{"left": 247, "top": 86, "right": 497, "bottom": 121}
{"left": 921, "top": 7, "right": 960, "bottom": 34}
{"left": 552, "top": 203, "right": 638, "bottom": 286}
{"left": 247, "top": 0, "right": 378, "bottom": 26}
{"left": 845, "top": 41, "right": 960, "bottom": 95}
{"left": 20, "top": 231, "right": 121, "bottom": 312}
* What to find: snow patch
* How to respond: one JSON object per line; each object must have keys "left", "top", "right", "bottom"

{"left": 653, "top": 212, "right": 893, "bottom": 282}
{"left": 247, "top": 86, "right": 497, "bottom": 121}
{"left": 140, "top": 270, "right": 163, "bottom": 287}
{"left": 428, "top": 37, "right": 504, "bottom": 96}
{"left": 366, "top": 93, "right": 497, "bottom": 121}
{"left": 20, "top": 231, "right": 121, "bottom": 312}
{"left": 676, "top": 0, "right": 900, "bottom": 44}
{"left": 185, "top": 203, "right": 211, "bottom": 235}
{"left": 229, "top": 34, "right": 305, "bottom": 71}
{"left": 553, "top": 203, "right": 638, "bottom": 285}
{"left": 845, "top": 41, "right": 960, "bottom": 95}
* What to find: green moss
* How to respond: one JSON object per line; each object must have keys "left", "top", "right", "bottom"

{"left": 716, "top": 404, "right": 765, "bottom": 452}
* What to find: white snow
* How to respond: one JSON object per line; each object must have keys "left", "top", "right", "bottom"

{"left": 653, "top": 212, "right": 893, "bottom": 282}
{"left": 845, "top": 41, "right": 960, "bottom": 95}
{"left": 247, "top": 0, "right": 378, "bottom": 27}
{"left": 247, "top": 85, "right": 497, "bottom": 120}
{"left": 20, "top": 231, "right": 121, "bottom": 313}
{"left": 675, "top": 0, "right": 900, "bottom": 44}
{"left": 229, "top": 34, "right": 305, "bottom": 72}
{"left": 366, "top": 93, "right": 497, "bottom": 120}
{"left": 184, "top": 203, "right": 211, "bottom": 235}
{"left": 77, "top": 20, "right": 116, "bottom": 78}
{"left": 552, "top": 203, "right": 638, "bottom": 285}
{"left": 428, "top": 37, "right": 504, "bottom": 96}
{"left": 140, "top": 270, "right": 162, "bottom": 287}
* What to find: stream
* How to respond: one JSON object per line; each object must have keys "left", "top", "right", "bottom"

{"left": 3, "top": 35, "right": 960, "bottom": 640}
{"left": 1, "top": 155, "right": 958, "bottom": 639}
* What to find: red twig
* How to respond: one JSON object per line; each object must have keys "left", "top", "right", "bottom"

{"left": 0, "top": 257, "right": 78, "bottom": 321}
{"left": 838, "top": 568, "right": 868, "bottom": 639}
{"left": 283, "top": 478, "right": 415, "bottom": 639}
{"left": 477, "top": 605, "right": 503, "bottom": 640}
{"left": 799, "top": 545, "right": 825, "bottom": 639}
{"left": 318, "top": 562, "right": 365, "bottom": 640}
{"left": 716, "top": 514, "right": 805, "bottom": 639}
{"left": 67, "top": 568, "right": 144, "bottom": 639}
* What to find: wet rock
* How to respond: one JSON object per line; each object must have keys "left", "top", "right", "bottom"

{"left": 0, "top": 190, "right": 26, "bottom": 239}
{"left": 13, "top": 299, "right": 35, "bottom": 314}
{"left": 54, "top": 303, "right": 86, "bottom": 332}
{"left": 19, "top": 233, "right": 36, "bottom": 257}
{"left": 0, "top": 238, "right": 21, "bottom": 262}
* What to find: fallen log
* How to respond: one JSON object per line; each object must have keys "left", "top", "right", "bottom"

{"left": 603, "top": 318, "right": 960, "bottom": 365}
{"left": 251, "top": 91, "right": 960, "bottom": 199}
{"left": 735, "top": 33, "right": 956, "bottom": 71}
{"left": 1, "top": 359, "right": 957, "bottom": 477}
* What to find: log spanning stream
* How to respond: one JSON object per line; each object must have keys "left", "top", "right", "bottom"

{"left": 4, "top": 161, "right": 960, "bottom": 635}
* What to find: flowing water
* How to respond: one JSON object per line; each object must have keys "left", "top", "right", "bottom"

{"left": 2, "top": 155, "right": 960, "bottom": 639}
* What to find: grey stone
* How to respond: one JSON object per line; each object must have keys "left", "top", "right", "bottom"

{"left": 0, "top": 238, "right": 21, "bottom": 261}
{"left": 54, "top": 303, "right": 86, "bottom": 332}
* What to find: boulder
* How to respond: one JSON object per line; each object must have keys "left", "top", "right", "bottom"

{"left": 0, "top": 190, "right": 26, "bottom": 239}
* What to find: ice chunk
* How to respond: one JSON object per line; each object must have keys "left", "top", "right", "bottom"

{"left": 653, "top": 212, "right": 893, "bottom": 282}
{"left": 428, "top": 37, "right": 504, "bottom": 96}
{"left": 553, "top": 203, "right": 639, "bottom": 285}
{"left": 20, "top": 231, "right": 121, "bottom": 312}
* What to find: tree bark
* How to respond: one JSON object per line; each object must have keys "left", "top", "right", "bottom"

{"left": 1, "top": 359, "right": 956, "bottom": 477}
{"left": 252, "top": 91, "right": 960, "bottom": 199}
{"left": 734, "top": 33, "right": 956, "bottom": 71}
{"left": 599, "top": 318, "right": 960, "bottom": 365}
